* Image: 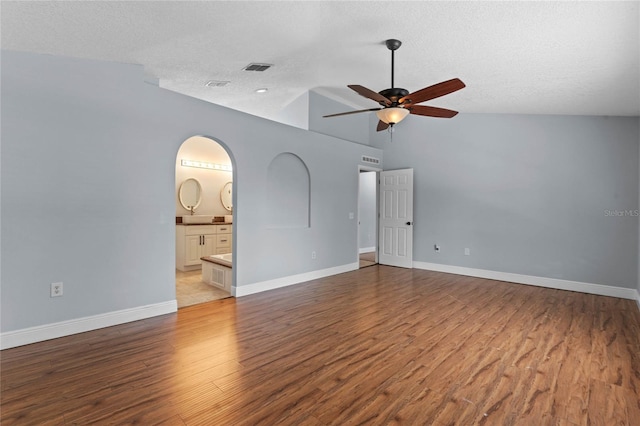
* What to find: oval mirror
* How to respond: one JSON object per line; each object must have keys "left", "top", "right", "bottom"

{"left": 179, "top": 178, "right": 202, "bottom": 211}
{"left": 221, "top": 181, "right": 233, "bottom": 211}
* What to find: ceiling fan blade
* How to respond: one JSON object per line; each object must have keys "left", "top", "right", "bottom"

{"left": 376, "top": 120, "right": 390, "bottom": 132}
{"left": 409, "top": 105, "right": 459, "bottom": 118}
{"left": 399, "top": 78, "right": 465, "bottom": 105}
{"left": 348, "top": 85, "right": 391, "bottom": 106}
{"left": 323, "top": 107, "right": 381, "bottom": 118}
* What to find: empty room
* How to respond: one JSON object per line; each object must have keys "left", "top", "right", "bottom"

{"left": 1, "top": 2, "right": 639, "bottom": 425}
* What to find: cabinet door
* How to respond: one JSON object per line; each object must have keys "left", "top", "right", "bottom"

{"left": 185, "top": 235, "right": 203, "bottom": 266}
{"left": 202, "top": 234, "right": 217, "bottom": 258}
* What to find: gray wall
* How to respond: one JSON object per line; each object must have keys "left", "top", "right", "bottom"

{"left": 266, "top": 153, "right": 310, "bottom": 228}
{"left": 1, "top": 51, "right": 382, "bottom": 333}
{"left": 371, "top": 113, "right": 639, "bottom": 289}
{"left": 308, "top": 91, "right": 371, "bottom": 145}
{"left": 273, "top": 91, "right": 309, "bottom": 130}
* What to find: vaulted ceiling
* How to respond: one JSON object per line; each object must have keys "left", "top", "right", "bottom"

{"left": 2, "top": 1, "right": 638, "bottom": 122}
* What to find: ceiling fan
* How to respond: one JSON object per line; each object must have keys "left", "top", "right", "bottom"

{"left": 324, "top": 39, "right": 465, "bottom": 131}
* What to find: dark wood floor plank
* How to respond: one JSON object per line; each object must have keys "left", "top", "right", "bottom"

{"left": 2, "top": 266, "right": 639, "bottom": 425}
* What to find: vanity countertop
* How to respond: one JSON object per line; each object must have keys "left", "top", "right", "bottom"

{"left": 175, "top": 216, "right": 232, "bottom": 225}
{"left": 177, "top": 222, "right": 232, "bottom": 226}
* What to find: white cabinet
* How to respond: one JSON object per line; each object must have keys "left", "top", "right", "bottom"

{"left": 176, "top": 224, "right": 233, "bottom": 271}
{"left": 185, "top": 234, "right": 216, "bottom": 265}
{"left": 215, "top": 224, "right": 232, "bottom": 254}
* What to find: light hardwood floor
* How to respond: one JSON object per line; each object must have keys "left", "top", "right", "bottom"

{"left": 2, "top": 266, "right": 639, "bottom": 425}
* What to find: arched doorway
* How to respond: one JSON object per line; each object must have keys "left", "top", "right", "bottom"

{"left": 174, "top": 136, "right": 235, "bottom": 308}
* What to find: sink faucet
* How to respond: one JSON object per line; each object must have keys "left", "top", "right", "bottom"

{"left": 189, "top": 206, "right": 194, "bottom": 215}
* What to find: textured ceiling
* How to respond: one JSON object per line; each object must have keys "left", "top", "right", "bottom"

{"left": 2, "top": 1, "right": 638, "bottom": 122}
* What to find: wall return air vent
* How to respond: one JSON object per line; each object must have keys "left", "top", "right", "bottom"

{"left": 361, "top": 155, "right": 381, "bottom": 165}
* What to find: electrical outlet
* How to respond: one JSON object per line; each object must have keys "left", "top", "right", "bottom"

{"left": 311, "top": 251, "right": 317, "bottom": 259}
{"left": 51, "top": 282, "right": 63, "bottom": 297}
{"left": 464, "top": 248, "right": 471, "bottom": 256}
{"left": 434, "top": 244, "right": 440, "bottom": 252}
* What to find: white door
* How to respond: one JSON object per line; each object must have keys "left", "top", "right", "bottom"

{"left": 379, "top": 168, "right": 414, "bottom": 268}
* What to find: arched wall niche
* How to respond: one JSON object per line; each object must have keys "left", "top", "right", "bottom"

{"left": 267, "top": 152, "right": 310, "bottom": 229}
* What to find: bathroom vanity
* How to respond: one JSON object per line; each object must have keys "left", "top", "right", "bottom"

{"left": 175, "top": 223, "right": 232, "bottom": 271}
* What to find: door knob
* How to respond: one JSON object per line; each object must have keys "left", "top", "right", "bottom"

{"left": 406, "top": 221, "right": 413, "bottom": 225}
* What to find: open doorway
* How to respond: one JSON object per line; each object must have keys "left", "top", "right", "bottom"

{"left": 358, "top": 168, "right": 379, "bottom": 268}
{"left": 175, "top": 136, "right": 234, "bottom": 308}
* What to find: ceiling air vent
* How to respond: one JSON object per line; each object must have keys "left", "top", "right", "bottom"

{"left": 205, "top": 80, "right": 230, "bottom": 87}
{"left": 243, "top": 63, "right": 273, "bottom": 72}
{"left": 361, "top": 155, "right": 380, "bottom": 165}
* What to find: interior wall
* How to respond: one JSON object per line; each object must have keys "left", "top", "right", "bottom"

{"left": 358, "top": 171, "right": 377, "bottom": 252}
{"left": 308, "top": 91, "right": 371, "bottom": 145}
{"left": 371, "top": 113, "right": 640, "bottom": 289}
{"left": 273, "top": 91, "right": 309, "bottom": 130}
{"left": 175, "top": 136, "right": 232, "bottom": 217}
{"left": 0, "top": 51, "right": 382, "bottom": 334}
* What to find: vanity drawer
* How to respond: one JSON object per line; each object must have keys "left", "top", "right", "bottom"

{"left": 216, "top": 234, "right": 232, "bottom": 248}
{"left": 184, "top": 225, "right": 217, "bottom": 236}
{"left": 216, "top": 225, "right": 232, "bottom": 234}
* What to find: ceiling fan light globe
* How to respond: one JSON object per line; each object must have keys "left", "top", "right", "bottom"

{"left": 376, "top": 107, "right": 409, "bottom": 125}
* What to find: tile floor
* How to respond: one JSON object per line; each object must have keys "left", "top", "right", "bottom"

{"left": 175, "top": 269, "right": 231, "bottom": 308}
{"left": 359, "top": 252, "right": 377, "bottom": 268}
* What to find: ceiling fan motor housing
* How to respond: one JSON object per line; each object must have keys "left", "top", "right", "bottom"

{"left": 379, "top": 87, "right": 409, "bottom": 106}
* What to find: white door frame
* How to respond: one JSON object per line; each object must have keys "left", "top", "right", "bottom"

{"left": 357, "top": 165, "right": 382, "bottom": 265}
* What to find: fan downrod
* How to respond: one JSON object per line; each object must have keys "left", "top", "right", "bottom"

{"left": 382, "top": 39, "right": 405, "bottom": 101}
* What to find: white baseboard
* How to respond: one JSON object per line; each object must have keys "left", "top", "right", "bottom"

{"left": 233, "top": 262, "right": 359, "bottom": 297}
{"left": 359, "top": 247, "right": 376, "bottom": 254}
{"left": 636, "top": 289, "right": 640, "bottom": 312}
{"left": 413, "top": 261, "right": 638, "bottom": 301}
{"left": 0, "top": 300, "right": 177, "bottom": 350}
